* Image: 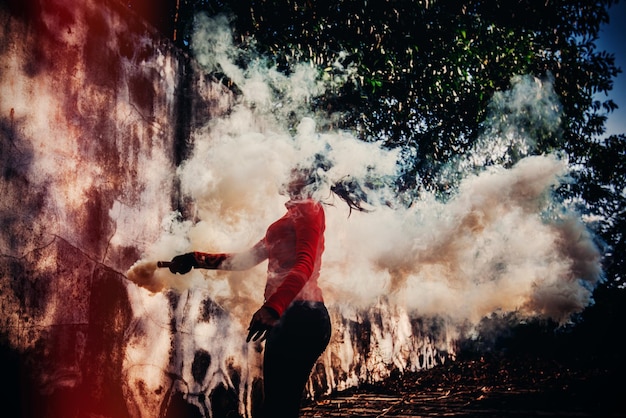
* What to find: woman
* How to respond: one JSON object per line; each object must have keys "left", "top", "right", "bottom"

{"left": 167, "top": 166, "right": 364, "bottom": 417}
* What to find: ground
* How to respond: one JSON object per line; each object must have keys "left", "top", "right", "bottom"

{"left": 300, "top": 353, "right": 624, "bottom": 417}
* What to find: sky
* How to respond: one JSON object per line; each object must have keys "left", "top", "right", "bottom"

{"left": 598, "top": 1, "right": 626, "bottom": 136}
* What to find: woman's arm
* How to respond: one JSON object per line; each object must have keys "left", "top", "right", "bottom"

{"left": 168, "top": 240, "right": 268, "bottom": 274}
{"left": 206, "top": 240, "right": 268, "bottom": 270}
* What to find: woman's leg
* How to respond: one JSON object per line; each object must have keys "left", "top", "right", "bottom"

{"left": 262, "top": 301, "right": 331, "bottom": 418}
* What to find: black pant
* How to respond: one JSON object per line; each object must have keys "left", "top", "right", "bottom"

{"left": 262, "top": 301, "right": 331, "bottom": 418}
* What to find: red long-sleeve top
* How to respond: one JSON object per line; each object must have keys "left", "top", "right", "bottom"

{"left": 196, "top": 199, "right": 325, "bottom": 316}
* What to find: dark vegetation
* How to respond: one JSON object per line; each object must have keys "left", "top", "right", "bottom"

{"left": 301, "top": 287, "right": 626, "bottom": 416}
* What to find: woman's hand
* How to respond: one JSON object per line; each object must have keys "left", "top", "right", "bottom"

{"left": 246, "top": 306, "right": 279, "bottom": 342}
{"left": 168, "top": 253, "right": 198, "bottom": 274}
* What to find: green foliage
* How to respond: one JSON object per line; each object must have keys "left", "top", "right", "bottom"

{"left": 570, "top": 133, "right": 626, "bottom": 284}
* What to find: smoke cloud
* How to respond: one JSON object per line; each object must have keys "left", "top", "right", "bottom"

{"left": 127, "top": 15, "right": 602, "bottom": 333}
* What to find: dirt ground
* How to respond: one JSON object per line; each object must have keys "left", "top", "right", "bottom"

{"left": 300, "top": 354, "right": 625, "bottom": 417}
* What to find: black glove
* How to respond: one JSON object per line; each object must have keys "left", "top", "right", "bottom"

{"left": 168, "top": 253, "right": 198, "bottom": 274}
{"left": 246, "top": 306, "right": 279, "bottom": 342}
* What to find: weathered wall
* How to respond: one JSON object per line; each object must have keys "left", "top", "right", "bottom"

{"left": 0, "top": 0, "right": 235, "bottom": 416}
{"left": 0, "top": 1, "right": 452, "bottom": 417}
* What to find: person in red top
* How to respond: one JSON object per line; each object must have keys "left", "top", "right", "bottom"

{"left": 167, "top": 165, "right": 366, "bottom": 417}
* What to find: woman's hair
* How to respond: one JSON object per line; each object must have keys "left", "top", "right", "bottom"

{"left": 330, "top": 176, "right": 370, "bottom": 215}
{"left": 294, "top": 153, "right": 371, "bottom": 215}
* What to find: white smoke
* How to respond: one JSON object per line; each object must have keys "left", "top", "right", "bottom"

{"left": 115, "top": 13, "right": 608, "bottom": 417}
{"left": 127, "top": 15, "right": 602, "bottom": 331}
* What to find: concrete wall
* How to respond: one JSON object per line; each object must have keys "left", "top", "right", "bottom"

{"left": 0, "top": 1, "right": 235, "bottom": 416}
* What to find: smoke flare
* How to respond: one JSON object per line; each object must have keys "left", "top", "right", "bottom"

{"left": 126, "top": 260, "right": 165, "bottom": 294}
